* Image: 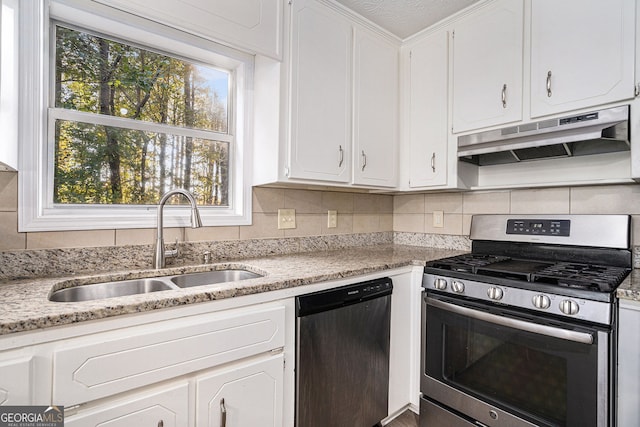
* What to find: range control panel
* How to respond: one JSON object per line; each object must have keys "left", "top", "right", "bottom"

{"left": 506, "top": 219, "right": 570, "bottom": 236}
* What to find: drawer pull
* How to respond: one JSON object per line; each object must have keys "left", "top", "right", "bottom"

{"left": 220, "top": 398, "right": 227, "bottom": 427}
{"left": 501, "top": 83, "right": 507, "bottom": 108}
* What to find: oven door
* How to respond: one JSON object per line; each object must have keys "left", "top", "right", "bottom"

{"left": 421, "top": 292, "right": 612, "bottom": 427}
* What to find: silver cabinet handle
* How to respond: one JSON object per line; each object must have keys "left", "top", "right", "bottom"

{"left": 361, "top": 150, "right": 367, "bottom": 171}
{"left": 220, "top": 398, "right": 227, "bottom": 427}
{"left": 501, "top": 84, "right": 507, "bottom": 108}
{"left": 546, "top": 70, "right": 552, "bottom": 97}
{"left": 338, "top": 145, "right": 344, "bottom": 168}
{"left": 430, "top": 152, "right": 436, "bottom": 172}
{"left": 427, "top": 297, "right": 594, "bottom": 345}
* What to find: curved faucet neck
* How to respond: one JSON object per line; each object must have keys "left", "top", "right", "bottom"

{"left": 153, "top": 189, "right": 202, "bottom": 269}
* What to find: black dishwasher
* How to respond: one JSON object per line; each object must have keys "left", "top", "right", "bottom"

{"left": 295, "top": 277, "right": 393, "bottom": 427}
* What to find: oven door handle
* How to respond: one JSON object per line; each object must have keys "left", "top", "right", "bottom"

{"left": 427, "top": 297, "right": 594, "bottom": 345}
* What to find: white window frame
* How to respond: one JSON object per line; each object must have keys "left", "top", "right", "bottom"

{"left": 18, "top": 0, "right": 254, "bottom": 231}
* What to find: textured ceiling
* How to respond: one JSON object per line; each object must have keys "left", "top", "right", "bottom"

{"left": 334, "top": 0, "right": 481, "bottom": 39}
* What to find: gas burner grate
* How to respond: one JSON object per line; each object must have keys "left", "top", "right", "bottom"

{"left": 428, "top": 254, "right": 510, "bottom": 273}
{"left": 533, "top": 263, "right": 631, "bottom": 292}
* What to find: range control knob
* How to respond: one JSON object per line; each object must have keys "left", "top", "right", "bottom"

{"left": 532, "top": 294, "right": 551, "bottom": 310}
{"left": 451, "top": 280, "right": 465, "bottom": 293}
{"left": 434, "top": 278, "right": 448, "bottom": 290}
{"left": 487, "top": 287, "right": 504, "bottom": 301}
{"left": 560, "top": 299, "right": 580, "bottom": 316}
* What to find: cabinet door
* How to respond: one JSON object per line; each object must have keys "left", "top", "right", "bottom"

{"left": 0, "top": 356, "right": 33, "bottom": 405}
{"left": 530, "top": 0, "right": 635, "bottom": 118}
{"left": 451, "top": 0, "right": 523, "bottom": 133}
{"left": 353, "top": 27, "right": 398, "bottom": 188}
{"left": 408, "top": 31, "right": 449, "bottom": 188}
{"left": 289, "top": 0, "right": 352, "bottom": 183}
{"left": 617, "top": 300, "right": 640, "bottom": 427}
{"left": 93, "top": 0, "right": 283, "bottom": 59}
{"left": 65, "top": 383, "right": 189, "bottom": 427}
{"left": 196, "top": 354, "right": 284, "bottom": 427}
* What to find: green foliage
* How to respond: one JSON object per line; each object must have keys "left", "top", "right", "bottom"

{"left": 54, "top": 26, "right": 230, "bottom": 206}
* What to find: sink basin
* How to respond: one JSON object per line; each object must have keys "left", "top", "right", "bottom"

{"left": 49, "top": 278, "right": 177, "bottom": 302}
{"left": 49, "top": 268, "right": 264, "bottom": 302}
{"left": 170, "top": 269, "right": 262, "bottom": 288}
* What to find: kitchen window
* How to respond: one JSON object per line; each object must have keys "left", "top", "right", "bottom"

{"left": 18, "top": 0, "right": 253, "bottom": 231}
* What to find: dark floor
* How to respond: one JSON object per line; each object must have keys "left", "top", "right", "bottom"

{"left": 386, "top": 409, "right": 419, "bottom": 427}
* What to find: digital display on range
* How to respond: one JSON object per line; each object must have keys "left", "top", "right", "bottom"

{"left": 506, "top": 219, "right": 570, "bottom": 236}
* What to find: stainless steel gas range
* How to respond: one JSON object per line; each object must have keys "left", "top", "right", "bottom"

{"left": 420, "top": 214, "right": 632, "bottom": 427}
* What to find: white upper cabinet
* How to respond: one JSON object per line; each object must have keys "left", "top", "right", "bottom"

{"left": 353, "top": 27, "right": 399, "bottom": 188}
{"left": 451, "top": 0, "right": 524, "bottom": 133}
{"left": 93, "top": 0, "right": 284, "bottom": 59}
{"left": 530, "top": 0, "right": 635, "bottom": 118}
{"left": 287, "top": 0, "right": 399, "bottom": 187}
{"left": 407, "top": 31, "right": 449, "bottom": 188}
{"left": 288, "top": 0, "right": 352, "bottom": 183}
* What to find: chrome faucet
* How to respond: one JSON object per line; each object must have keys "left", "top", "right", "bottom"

{"left": 153, "top": 189, "right": 203, "bottom": 269}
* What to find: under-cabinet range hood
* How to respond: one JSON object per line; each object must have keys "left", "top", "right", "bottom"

{"left": 458, "top": 105, "right": 630, "bottom": 166}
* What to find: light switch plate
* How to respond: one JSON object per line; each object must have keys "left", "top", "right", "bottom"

{"left": 278, "top": 208, "right": 296, "bottom": 229}
{"left": 327, "top": 210, "right": 338, "bottom": 228}
{"left": 433, "top": 210, "right": 444, "bottom": 228}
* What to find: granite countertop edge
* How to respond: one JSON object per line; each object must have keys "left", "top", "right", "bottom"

{"left": 2, "top": 244, "right": 639, "bottom": 336}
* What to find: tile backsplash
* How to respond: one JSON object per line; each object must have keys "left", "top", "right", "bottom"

{"left": 394, "top": 185, "right": 640, "bottom": 246}
{"left": 1, "top": 170, "right": 639, "bottom": 250}
{"left": 0, "top": 171, "right": 393, "bottom": 250}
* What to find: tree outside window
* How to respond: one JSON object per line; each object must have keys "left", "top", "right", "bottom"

{"left": 53, "top": 25, "right": 231, "bottom": 207}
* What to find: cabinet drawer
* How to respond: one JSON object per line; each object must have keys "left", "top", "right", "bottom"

{"left": 65, "top": 382, "right": 189, "bottom": 427}
{"left": 53, "top": 305, "right": 285, "bottom": 405}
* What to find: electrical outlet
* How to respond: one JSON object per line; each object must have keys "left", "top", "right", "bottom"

{"left": 433, "top": 210, "right": 444, "bottom": 228}
{"left": 278, "top": 208, "right": 296, "bottom": 229}
{"left": 327, "top": 210, "right": 338, "bottom": 228}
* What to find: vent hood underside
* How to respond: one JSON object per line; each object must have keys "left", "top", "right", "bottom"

{"left": 458, "top": 105, "right": 630, "bottom": 166}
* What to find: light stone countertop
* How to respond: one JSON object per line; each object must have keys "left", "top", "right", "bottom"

{"left": 616, "top": 269, "right": 640, "bottom": 302}
{"left": 1, "top": 243, "right": 638, "bottom": 336}
{"left": 0, "top": 244, "right": 463, "bottom": 336}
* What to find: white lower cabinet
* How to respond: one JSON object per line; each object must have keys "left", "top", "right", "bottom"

{"left": 64, "top": 354, "right": 285, "bottom": 427}
{"left": 49, "top": 303, "right": 286, "bottom": 427}
{"left": 196, "top": 354, "right": 284, "bottom": 427}
{"left": 64, "top": 382, "right": 189, "bottom": 427}
{"left": 618, "top": 299, "right": 640, "bottom": 427}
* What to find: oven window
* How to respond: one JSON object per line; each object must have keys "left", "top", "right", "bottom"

{"left": 444, "top": 323, "right": 567, "bottom": 424}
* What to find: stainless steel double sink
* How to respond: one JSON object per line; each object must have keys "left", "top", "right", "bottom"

{"left": 49, "top": 268, "right": 263, "bottom": 302}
